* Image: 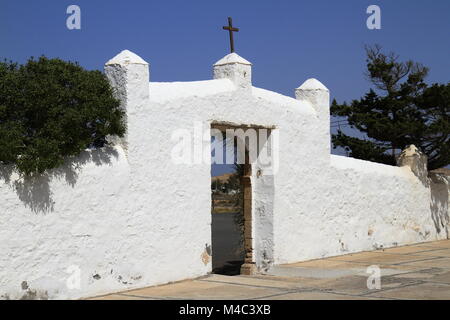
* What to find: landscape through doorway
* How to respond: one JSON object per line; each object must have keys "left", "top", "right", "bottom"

{"left": 210, "top": 133, "right": 246, "bottom": 275}
{"left": 210, "top": 122, "right": 276, "bottom": 276}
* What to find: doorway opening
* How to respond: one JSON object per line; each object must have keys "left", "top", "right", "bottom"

{"left": 210, "top": 122, "right": 275, "bottom": 275}
{"left": 210, "top": 133, "right": 247, "bottom": 275}
{"left": 211, "top": 124, "right": 258, "bottom": 275}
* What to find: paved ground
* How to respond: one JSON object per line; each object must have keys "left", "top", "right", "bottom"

{"left": 89, "top": 240, "right": 450, "bottom": 300}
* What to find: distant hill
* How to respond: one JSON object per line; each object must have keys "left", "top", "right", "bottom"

{"left": 211, "top": 173, "right": 234, "bottom": 183}
{"left": 430, "top": 168, "right": 450, "bottom": 176}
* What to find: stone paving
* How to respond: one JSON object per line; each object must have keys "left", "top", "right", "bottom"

{"left": 89, "top": 240, "right": 450, "bottom": 300}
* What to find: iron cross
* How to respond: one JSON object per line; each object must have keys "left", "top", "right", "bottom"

{"left": 222, "top": 17, "right": 239, "bottom": 53}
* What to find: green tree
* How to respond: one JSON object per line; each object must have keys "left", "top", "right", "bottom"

{"left": 0, "top": 56, "right": 125, "bottom": 176}
{"left": 331, "top": 45, "right": 449, "bottom": 170}
{"left": 226, "top": 164, "right": 244, "bottom": 192}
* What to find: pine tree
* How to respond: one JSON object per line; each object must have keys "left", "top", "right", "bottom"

{"left": 331, "top": 45, "right": 449, "bottom": 170}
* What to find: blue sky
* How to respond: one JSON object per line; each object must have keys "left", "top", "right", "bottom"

{"left": 1, "top": 0, "right": 449, "bottom": 175}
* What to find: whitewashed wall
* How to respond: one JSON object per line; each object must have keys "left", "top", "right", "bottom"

{"left": 273, "top": 155, "right": 447, "bottom": 264}
{"left": 0, "top": 50, "right": 448, "bottom": 299}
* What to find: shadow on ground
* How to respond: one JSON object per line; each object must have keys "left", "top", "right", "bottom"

{"left": 212, "top": 260, "right": 244, "bottom": 276}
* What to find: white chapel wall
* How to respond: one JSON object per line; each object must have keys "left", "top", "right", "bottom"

{"left": 0, "top": 50, "right": 448, "bottom": 299}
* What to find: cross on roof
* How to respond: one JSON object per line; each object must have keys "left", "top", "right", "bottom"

{"left": 222, "top": 17, "right": 239, "bottom": 53}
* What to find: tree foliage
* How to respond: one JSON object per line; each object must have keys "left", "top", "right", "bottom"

{"left": 331, "top": 45, "right": 450, "bottom": 170}
{"left": 0, "top": 56, "right": 125, "bottom": 176}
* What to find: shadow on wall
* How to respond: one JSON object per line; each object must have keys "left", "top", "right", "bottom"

{"left": 397, "top": 145, "right": 449, "bottom": 238}
{"left": 0, "top": 146, "right": 119, "bottom": 214}
{"left": 430, "top": 173, "right": 450, "bottom": 238}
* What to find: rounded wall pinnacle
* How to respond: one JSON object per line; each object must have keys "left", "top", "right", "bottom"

{"left": 106, "top": 50, "right": 148, "bottom": 66}
{"left": 297, "top": 78, "right": 329, "bottom": 92}
{"left": 213, "top": 52, "right": 252, "bottom": 67}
